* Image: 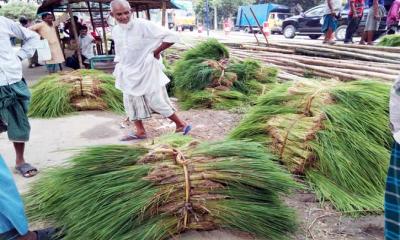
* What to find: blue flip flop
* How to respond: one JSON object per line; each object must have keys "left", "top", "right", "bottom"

{"left": 183, "top": 125, "right": 192, "bottom": 136}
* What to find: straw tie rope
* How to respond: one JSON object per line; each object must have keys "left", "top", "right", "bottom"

{"left": 172, "top": 148, "right": 197, "bottom": 229}
{"left": 280, "top": 87, "right": 326, "bottom": 160}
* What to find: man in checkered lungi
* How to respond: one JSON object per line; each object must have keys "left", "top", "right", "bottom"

{"left": 386, "top": 76, "right": 400, "bottom": 239}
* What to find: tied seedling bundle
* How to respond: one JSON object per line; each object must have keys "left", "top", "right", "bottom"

{"left": 29, "top": 70, "right": 123, "bottom": 118}
{"left": 25, "top": 135, "right": 298, "bottom": 240}
{"left": 173, "top": 39, "right": 278, "bottom": 110}
{"left": 230, "top": 79, "right": 391, "bottom": 214}
{"left": 378, "top": 34, "right": 400, "bottom": 47}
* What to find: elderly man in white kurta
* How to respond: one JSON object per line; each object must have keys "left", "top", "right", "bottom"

{"left": 111, "top": 0, "right": 191, "bottom": 141}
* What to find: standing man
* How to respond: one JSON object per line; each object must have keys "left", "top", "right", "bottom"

{"left": 322, "top": 0, "right": 342, "bottom": 44}
{"left": 29, "top": 13, "right": 66, "bottom": 73}
{"left": 359, "top": 0, "right": 384, "bottom": 45}
{"left": 344, "top": 0, "right": 364, "bottom": 44}
{"left": 0, "top": 16, "right": 39, "bottom": 178}
{"left": 110, "top": 0, "right": 191, "bottom": 141}
{"left": 386, "top": 76, "right": 400, "bottom": 240}
{"left": 78, "top": 25, "right": 95, "bottom": 62}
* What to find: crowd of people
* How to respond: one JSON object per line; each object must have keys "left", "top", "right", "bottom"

{"left": 323, "top": 0, "right": 400, "bottom": 45}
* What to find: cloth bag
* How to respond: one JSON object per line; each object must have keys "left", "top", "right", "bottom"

{"left": 37, "top": 39, "right": 52, "bottom": 62}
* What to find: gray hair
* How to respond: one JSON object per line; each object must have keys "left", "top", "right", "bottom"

{"left": 110, "top": 0, "right": 131, "bottom": 11}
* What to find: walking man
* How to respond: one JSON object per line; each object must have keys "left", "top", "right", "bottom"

{"left": 29, "top": 13, "right": 66, "bottom": 73}
{"left": 0, "top": 16, "right": 40, "bottom": 178}
{"left": 110, "top": 0, "right": 191, "bottom": 141}
{"left": 359, "top": 0, "right": 384, "bottom": 45}
{"left": 344, "top": 0, "right": 364, "bottom": 43}
{"left": 322, "top": 0, "right": 342, "bottom": 44}
{"left": 385, "top": 76, "right": 400, "bottom": 240}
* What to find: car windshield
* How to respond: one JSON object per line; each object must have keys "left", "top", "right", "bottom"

{"left": 305, "top": 6, "right": 325, "bottom": 17}
{"left": 278, "top": 14, "right": 290, "bottom": 20}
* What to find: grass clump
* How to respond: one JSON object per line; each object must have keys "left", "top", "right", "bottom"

{"left": 230, "top": 79, "right": 391, "bottom": 214}
{"left": 172, "top": 40, "right": 278, "bottom": 110}
{"left": 29, "top": 70, "right": 123, "bottom": 118}
{"left": 25, "top": 135, "right": 299, "bottom": 240}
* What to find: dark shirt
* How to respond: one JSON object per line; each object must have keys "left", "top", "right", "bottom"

{"left": 367, "top": 0, "right": 384, "bottom": 7}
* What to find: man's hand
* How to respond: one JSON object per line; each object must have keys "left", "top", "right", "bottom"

{"left": 153, "top": 50, "right": 161, "bottom": 60}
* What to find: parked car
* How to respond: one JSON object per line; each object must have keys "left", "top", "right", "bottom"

{"left": 282, "top": 4, "right": 387, "bottom": 40}
{"left": 268, "top": 12, "right": 292, "bottom": 34}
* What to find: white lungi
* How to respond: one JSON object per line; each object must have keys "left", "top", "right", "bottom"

{"left": 123, "top": 87, "right": 175, "bottom": 121}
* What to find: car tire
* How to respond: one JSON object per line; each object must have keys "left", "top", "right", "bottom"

{"left": 244, "top": 27, "right": 250, "bottom": 33}
{"left": 190, "top": 26, "right": 194, "bottom": 32}
{"left": 309, "top": 35, "right": 321, "bottom": 39}
{"left": 283, "top": 25, "right": 296, "bottom": 39}
{"left": 335, "top": 25, "right": 347, "bottom": 41}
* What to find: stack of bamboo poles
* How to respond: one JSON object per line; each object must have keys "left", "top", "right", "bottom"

{"left": 226, "top": 42, "right": 400, "bottom": 82}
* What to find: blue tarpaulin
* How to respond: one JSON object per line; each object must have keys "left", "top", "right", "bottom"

{"left": 236, "top": 3, "right": 289, "bottom": 27}
{"left": 171, "top": 0, "right": 193, "bottom": 11}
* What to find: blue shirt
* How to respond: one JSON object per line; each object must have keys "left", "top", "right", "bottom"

{"left": 0, "top": 156, "right": 28, "bottom": 236}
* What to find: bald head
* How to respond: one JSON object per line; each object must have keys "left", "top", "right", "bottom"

{"left": 110, "top": 0, "right": 132, "bottom": 24}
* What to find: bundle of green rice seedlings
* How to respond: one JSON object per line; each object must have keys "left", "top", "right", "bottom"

{"left": 179, "top": 89, "right": 248, "bottom": 110}
{"left": 181, "top": 38, "right": 229, "bottom": 61}
{"left": 230, "top": 79, "right": 391, "bottom": 214}
{"left": 378, "top": 34, "right": 400, "bottom": 47}
{"left": 25, "top": 135, "right": 299, "bottom": 240}
{"left": 29, "top": 70, "right": 123, "bottom": 118}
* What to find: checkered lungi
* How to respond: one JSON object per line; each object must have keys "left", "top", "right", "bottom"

{"left": 385, "top": 140, "right": 400, "bottom": 240}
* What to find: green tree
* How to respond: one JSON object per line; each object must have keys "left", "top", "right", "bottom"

{"left": 0, "top": 1, "right": 38, "bottom": 21}
{"left": 195, "top": 0, "right": 254, "bottom": 23}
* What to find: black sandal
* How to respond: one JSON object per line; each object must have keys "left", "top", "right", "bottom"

{"left": 15, "top": 163, "right": 38, "bottom": 178}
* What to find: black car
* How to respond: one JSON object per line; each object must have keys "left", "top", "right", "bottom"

{"left": 282, "top": 4, "right": 387, "bottom": 40}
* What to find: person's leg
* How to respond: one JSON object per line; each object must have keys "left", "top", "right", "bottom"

{"left": 367, "top": 30, "right": 374, "bottom": 44}
{"left": 168, "top": 113, "right": 186, "bottom": 132}
{"left": 385, "top": 141, "right": 400, "bottom": 239}
{"left": 133, "top": 120, "right": 146, "bottom": 137}
{"left": 14, "top": 142, "right": 25, "bottom": 167}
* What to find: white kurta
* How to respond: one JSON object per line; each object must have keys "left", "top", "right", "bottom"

{"left": 112, "top": 18, "right": 180, "bottom": 97}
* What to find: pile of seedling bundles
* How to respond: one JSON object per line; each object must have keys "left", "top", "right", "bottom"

{"left": 231, "top": 79, "right": 391, "bottom": 213}
{"left": 172, "top": 39, "right": 278, "bottom": 110}
{"left": 29, "top": 70, "right": 123, "bottom": 118}
{"left": 25, "top": 135, "right": 298, "bottom": 240}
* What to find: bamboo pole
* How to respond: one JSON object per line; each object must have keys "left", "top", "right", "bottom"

{"left": 249, "top": 6, "right": 269, "bottom": 45}
{"left": 146, "top": 4, "right": 151, "bottom": 20}
{"left": 161, "top": 0, "right": 167, "bottom": 26}
{"left": 67, "top": 2, "right": 84, "bottom": 69}
{"left": 99, "top": 2, "right": 108, "bottom": 55}
{"left": 243, "top": 12, "right": 259, "bottom": 45}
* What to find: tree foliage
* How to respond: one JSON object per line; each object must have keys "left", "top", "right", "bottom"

{"left": 0, "top": 1, "right": 38, "bottom": 21}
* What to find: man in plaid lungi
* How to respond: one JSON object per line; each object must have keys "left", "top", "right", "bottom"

{"left": 386, "top": 76, "right": 400, "bottom": 239}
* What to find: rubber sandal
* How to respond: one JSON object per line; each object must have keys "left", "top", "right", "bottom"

{"left": 120, "top": 133, "right": 147, "bottom": 141}
{"left": 15, "top": 163, "right": 38, "bottom": 178}
{"left": 183, "top": 125, "right": 192, "bottom": 136}
{"left": 35, "top": 227, "right": 56, "bottom": 240}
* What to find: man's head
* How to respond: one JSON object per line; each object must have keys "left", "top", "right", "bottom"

{"left": 80, "top": 25, "right": 88, "bottom": 36}
{"left": 110, "top": 0, "right": 132, "bottom": 25}
{"left": 42, "top": 12, "right": 54, "bottom": 25}
{"left": 19, "top": 16, "right": 28, "bottom": 27}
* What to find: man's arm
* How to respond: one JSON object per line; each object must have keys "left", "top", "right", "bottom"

{"left": 327, "top": 0, "right": 335, "bottom": 16}
{"left": 154, "top": 42, "right": 174, "bottom": 60}
{"left": 350, "top": 0, "right": 357, "bottom": 17}
{"left": 7, "top": 18, "right": 40, "bottom": 60}
{"left": 373, "top": 0, "right": 379, "bottom": 18}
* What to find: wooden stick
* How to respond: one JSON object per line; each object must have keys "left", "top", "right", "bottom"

{"left": 67, "top": 2, "right": 84, "bottom": 69}
{"left": 99, "top": 2, "right": 108, "bottom": 55}
{"left": 161, "top": 0, "right": 167, "bottom": 27}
